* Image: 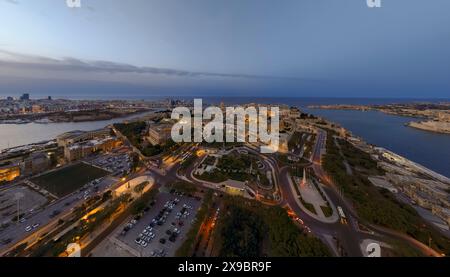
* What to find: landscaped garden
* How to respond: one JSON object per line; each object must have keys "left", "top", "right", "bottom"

{"left": 194, "top": 151, "right": 274, "bottom": 191}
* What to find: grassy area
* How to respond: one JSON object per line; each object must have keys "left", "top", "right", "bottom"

{"left": 218, "top": 205, "right": 265, "bottom": 257}
{"left": 337, "top": 138, "right": 383, "bottom": 175}
{"left": 31, "top": 163, "right": 108, "bottom": 197}
{"left": 323, "top": 131, "right": 450, "bottom": 256}
{"left": 141, "top": 139, "right": 180, "bottom": 157}
{"left": 31, "top": 193, "right": 130, "bottom": 257}
{"left": 288, "top": 131, "right": 304, "bottom": 150}
{"left": 387, "top": 239, "right": 424, "bottom": 257}
{"left": 196, "top": 153, "right": 251, "bottom": 183}
{"left": 195, "top": 170, "right": 229, "bottom": 183}
{"left": 197, "top": 169, "right": 250, "bottom": 183}
{"left": 215, "top": 195, "right": 330, "bottom": 257}
{"left": 114, "top": 121, "right": 146, "bottom": 146}
{"left": 133, "top": 181, "right": 149, "bottom": 194}
{"left": 179, "top": 154, "right": 197, "bottom": 172}
{"left": 114, "top": 121, "right": 179, "bottom": 157}
{"left": 258, "top": 171, "right": 272, "bottom": 188}
{"left": 203, "top": 156, "right": 216, "bottom": 166}
{"left": 168, "top": 181, "right": 198, "bottom": 195}
{"left": 299, "top": 196, "right": 316, "bottom": 214}
{"left": 131, "top": 187, "right": 158, "bottom": 215}
{"left": 196, "top": 152, "right": 264, "bottom": 184}
{"left": 303, "top": 134, "right": 316, "bottom": 159}
{"left": 140, "top": 144, "right": 164, "bottom": 157}
{"left": 176, "top": 190, "right": 214, "bottom": 257}
{"left": 321, "top": 206, "right": 333, "bottom": 217}
{"left": 217, "top": 154, "right": 253, "bottom": 171}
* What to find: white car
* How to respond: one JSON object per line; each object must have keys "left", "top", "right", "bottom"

{"left": 25, "top": 226, "right": 32, "bottom": 232}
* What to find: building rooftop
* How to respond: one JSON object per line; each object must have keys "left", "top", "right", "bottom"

{"left": 223, "top": 179, "right": 247, "bottom": 190}
{"left": 150, "top": 123, "right": 173, "bottom": 132}
{"left": 57, "top": 128, "right": 110, "bottom": 141}
{"left": 57, "top": 130, "right": 86, "bottom": 140}
{"left": 0, "top": 163, "right": 20, "bottom": 170}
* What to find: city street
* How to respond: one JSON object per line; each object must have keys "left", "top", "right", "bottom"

{"left": 0, "top": 176, "right": 117, "bottom": 255}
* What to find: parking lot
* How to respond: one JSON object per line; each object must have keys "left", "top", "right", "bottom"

{"left": 116, "top": 192, "right": 201, "bottom": 257}
{"left": 90, "top": 153, "right": 132, "bottom": 176}
{"left": 0, "top": 176, "right": 119, "bottom": 249}
{"left": 0, "top": 185, "right": 49, "bottom": 227}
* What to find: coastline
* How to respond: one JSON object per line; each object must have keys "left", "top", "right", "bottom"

{"left": 407, "top": 121, "right": 450, "bottom": 134}
{"left": 302, "top": 106, "right": 450, "bottom": 179}
{"left": 312, "top": 114, "right": 450, "bottom": 182}
{"left": 0, "top": 108, "right": 152, "bottom": 125}
{"left": 0, "top": 109, "right": 157, "bottom": 152}
{"left": 309, "top": 104, "right": 450, "bottom": 135}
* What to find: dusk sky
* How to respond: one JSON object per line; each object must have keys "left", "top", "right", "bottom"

{"left": 1, "top": 0, "right": 449, "bottom": 98}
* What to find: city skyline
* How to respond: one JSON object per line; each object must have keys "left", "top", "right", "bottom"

{"left": 1, "top": 0, "right": 450, "bottom": 98}
{"left": 2, "top": 0, "right": 450, "bottom": 267}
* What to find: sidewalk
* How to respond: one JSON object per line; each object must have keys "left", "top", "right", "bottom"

{"left": 286, "top": 172, "right": 338, "bottom": 224}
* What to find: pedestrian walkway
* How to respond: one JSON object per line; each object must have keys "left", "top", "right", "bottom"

{"left": 287, "top": 173, "right": 338, "bottom": 224}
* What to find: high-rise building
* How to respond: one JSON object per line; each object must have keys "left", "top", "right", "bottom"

{"left": 20, "top": 93, "right": 30, "bottom": 101}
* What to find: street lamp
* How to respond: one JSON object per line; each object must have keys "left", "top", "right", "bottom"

{"left": 14, "top": 192, "right": 24, "bottom": 224}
